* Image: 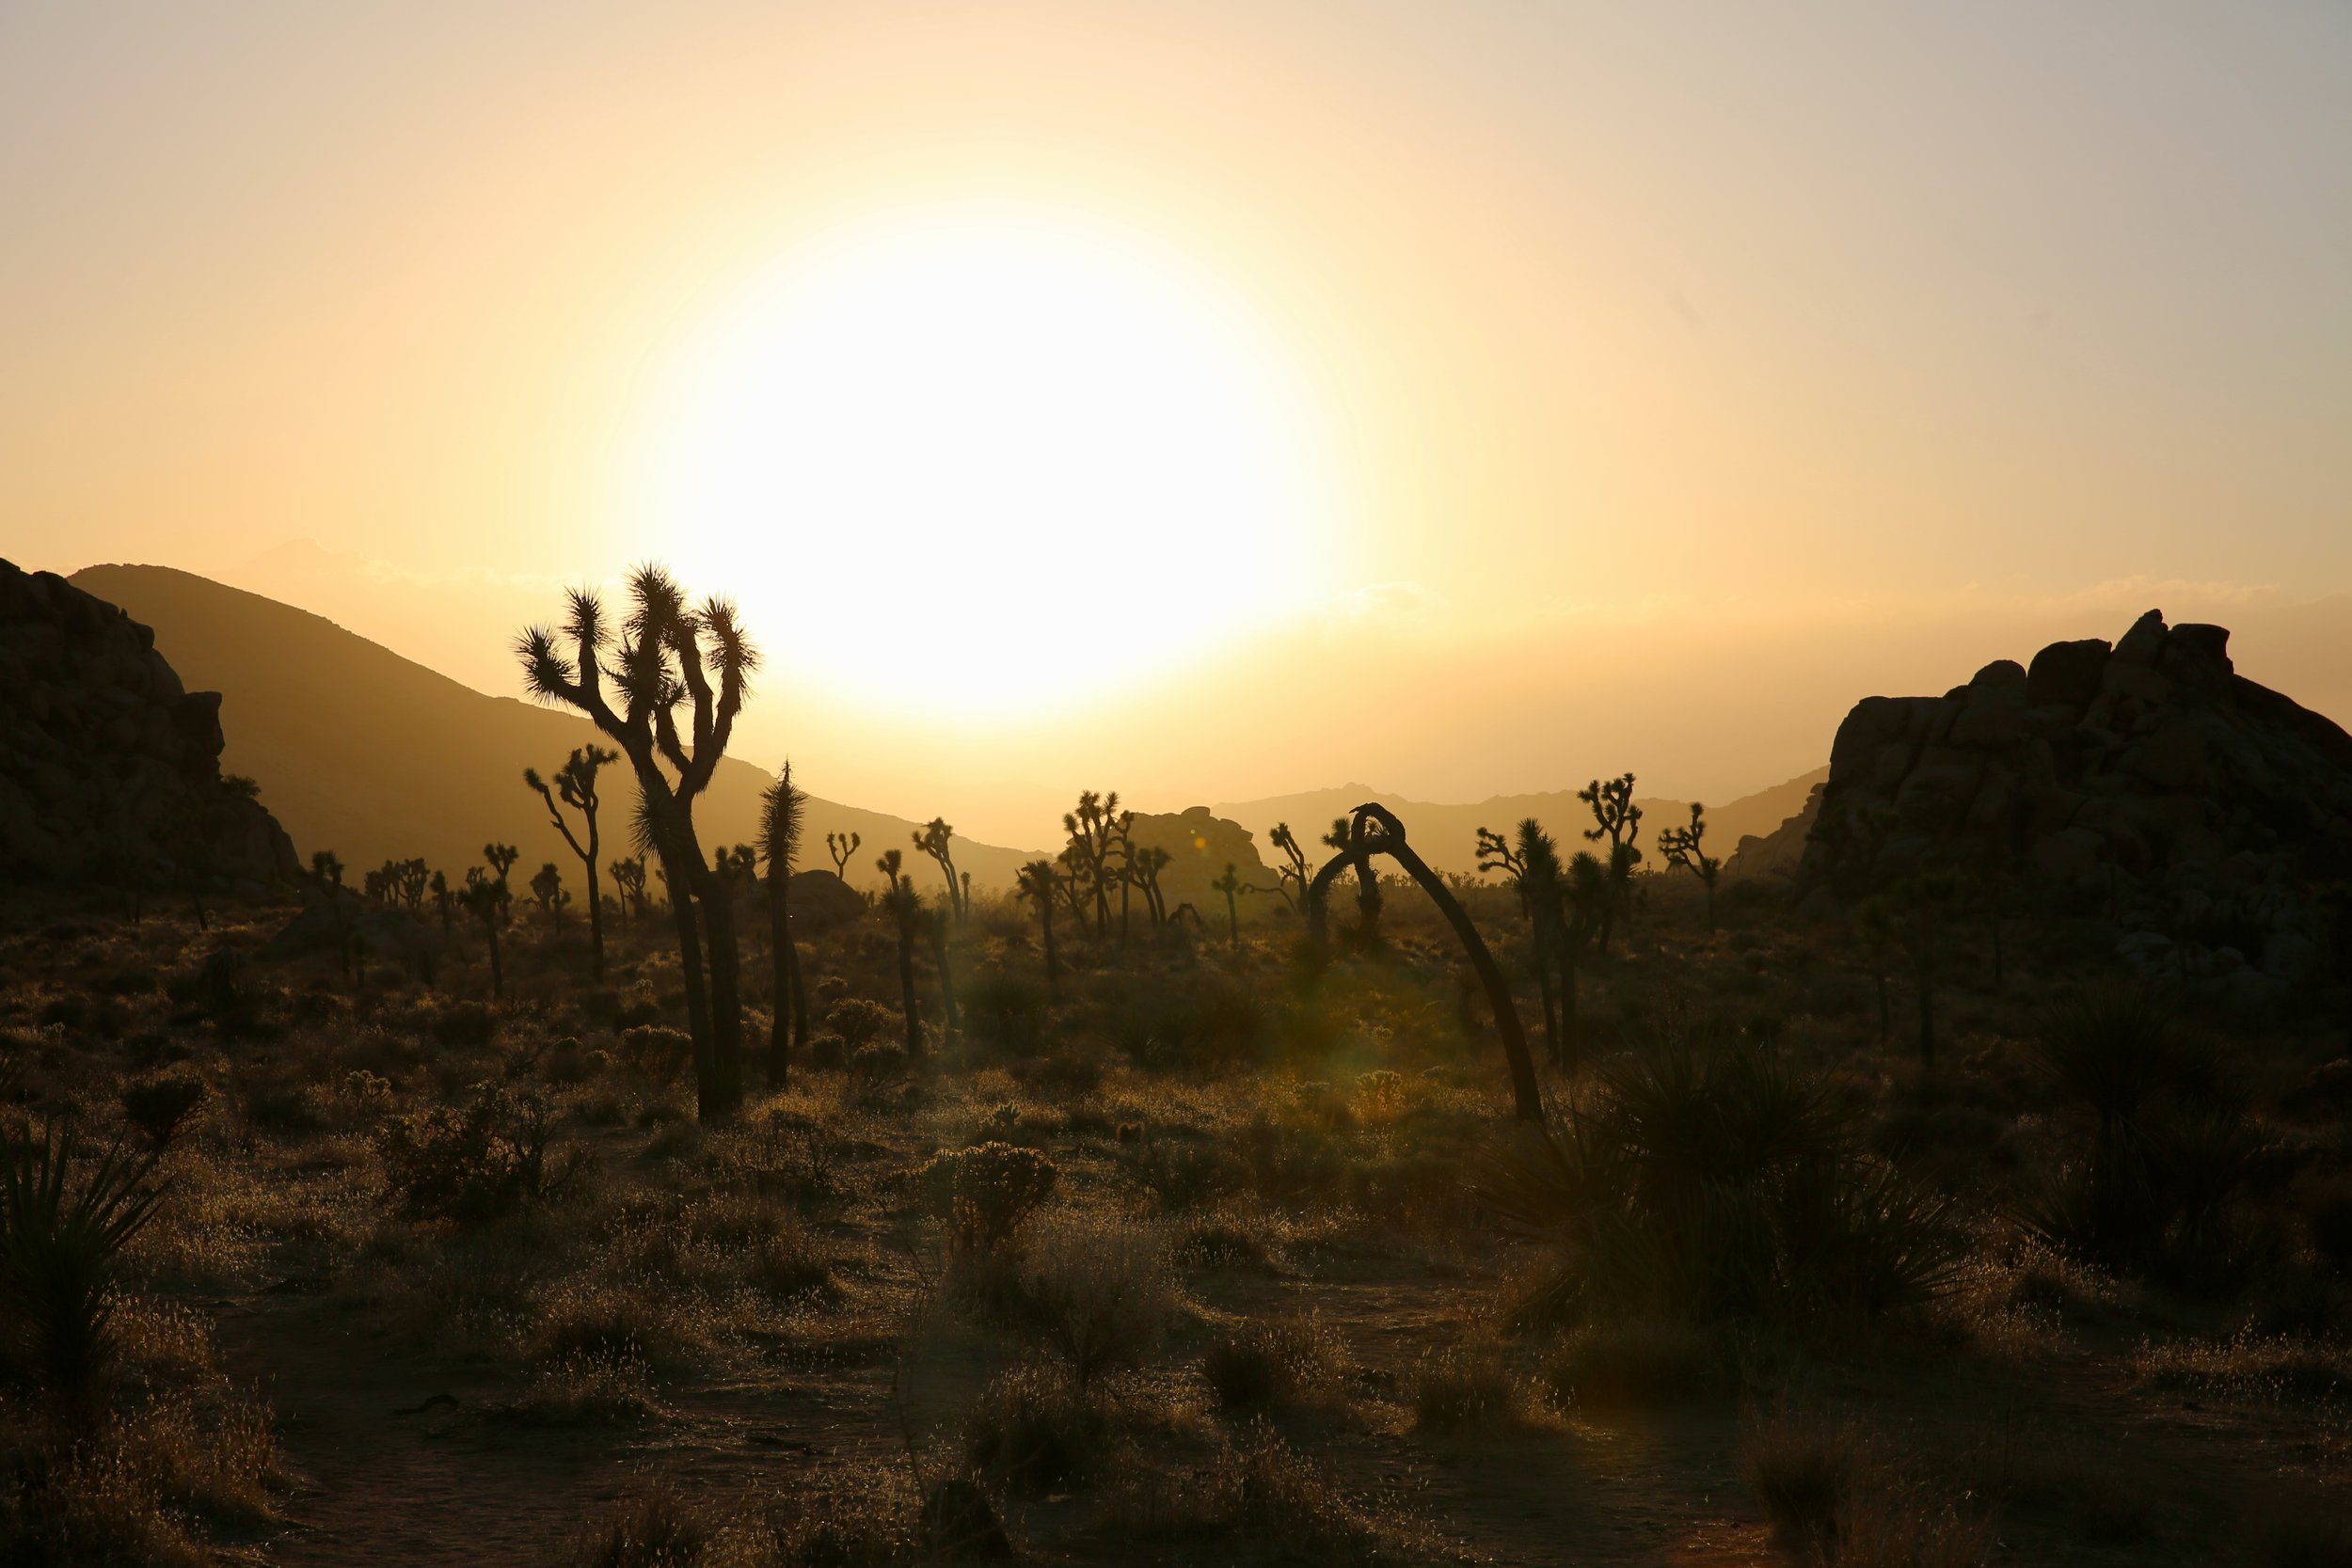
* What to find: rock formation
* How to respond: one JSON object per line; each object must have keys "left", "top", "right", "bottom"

{"left": 1799, "top": 610, "right": 2352, "bottom": 990}
{"left": 1128, "top": 806, "right": 1274, "bottom": 918}
{"left": 0, "top": 560, "right": 295, "bottom": 889}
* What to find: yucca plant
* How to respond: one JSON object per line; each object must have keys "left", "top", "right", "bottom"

{"left": 0, "top": 1119, "right": 165, "bottom": 1407}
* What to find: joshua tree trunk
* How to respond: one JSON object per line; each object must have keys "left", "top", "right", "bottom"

{"left": 691, "top": 861, "right": 747, "bottom": 1116}
{"left": 930, "top": 917, "right": 959, "bottom": 1039}
{"left": 1119, "top": 877, "right": 1132, "bottom": 950}
{"left": 483, "top": 919, "right": 503, "bottom": 1000}
{"left": 1222, "top": 887, "right": 1239, "bottom": 949}
{"left": 654, "top": 845, "right": 716, "bottom": 1108}
{"left": 1307, "top": 805, "right": 1541, "bottom": 1123}
{"left": 1533, "top": 940, "right": 1560, "bottom": 1069}
{"left": 768, "top": 868, "right": 795, "bottom": 1088}
{"left": 896, "top": 921, "right": 923, "bottom": 1059}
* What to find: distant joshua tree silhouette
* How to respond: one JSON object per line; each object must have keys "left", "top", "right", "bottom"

{"left": 1130, "top": 844, "right": 1173, "bottom": 929}
{"left": 608, "top": 854, "right": 648, "bottom": 927}
{"left": 461, "top": 865, "right": 506, "bottom": 999}
{"left": 429, "top": 868, "right": 453, "bottom": 936}
{"left": 914, "top": 818, "right": 964, "bottom": 922}
{"left": 525, "top": 744, "right": 619, "bottom": 980}
{"left": 875, "top": 847, "right": 906, "bottom": 896}
{"left": 827, "top": 831, "right": 861, "bottom": 883}
{"left": 1061, "top": 790, "right": 1130, "bottom": 936}
{"left": 529, "top": 862, "right": 569, "bottom": 932}
{"left": 519, "top": 565, "right": 759, "bottom": 1123}
{"left": 1656, "top": 802, "right": 1724, "bottom": 934}
{"left": 310, "top": 849, "right": 350, "bottom": 985}
{"left": 1578, "top": 773, "right": 1644, "bottom": 954}
{"left": 1212, "top": 863, "right": 1244, "bottom": 949}
{"left": 1016, "top": 859, "right": 1061, "bottom": 993}
{"left": 1322, "top": 816, "right": 1382, "bottom": 942}
{"left": 1264, "top": 822, "right": 1312, "bottom": 911}
{"left": 1305, "top": 804, "right": 1540, "bottom": 1122}
{"left": 758, "top": 762, "right": 808, "bottom": 1087}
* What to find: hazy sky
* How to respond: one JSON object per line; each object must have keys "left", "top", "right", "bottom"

{"left": 7, "top": 3, "right": 2348, "bottom": 841}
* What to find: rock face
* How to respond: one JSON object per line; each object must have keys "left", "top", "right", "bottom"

{"left": 1799, "top": 610, "right": 2352, "bottom": 986}
{"left": 1128, "top": 807, "right": 1274, "bottom": 920}
{"left": 0, "top": 560, "right": 295, "bottom": 887}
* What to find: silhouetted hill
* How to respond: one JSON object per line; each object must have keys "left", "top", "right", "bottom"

{"left": 1210, "top": 768, "right": 1829, "bottom": 879}
{"left": 68, "top": 565, "right": 1046, "bottom": 895}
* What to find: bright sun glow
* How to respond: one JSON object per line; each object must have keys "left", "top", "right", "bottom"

{"left": 628, "top": 207, "right": 1342, "bottom": 720}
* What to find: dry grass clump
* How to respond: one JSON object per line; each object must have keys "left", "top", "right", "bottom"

{"left": 1014, "top": 1209, "right": 1181, "bottom": 1386}
{"left": 2134, "top": 1330, "right": 2352, "bottom": 1405}
{"left": 568, "top": 1475, "right": 716, "bottom": 1568}
{"left": 1409, "top": 1336, "right": 1557, "bottom": 1433}
{"left": 1743, "top": 1410, "right": 1993, "bottom": 1568}
{"left": 1200, "top": 1311, "right": 1352, "bottom": 1417}
{"left": 960, "top": 1361, "right": 1114, "bottom": 1494}
{"left": 1103, "top": 1419, "right": 1448, "bottom": 1566}
{"left": 497, "top": 1352, "right": 670, "bottom": 1427}
{"left": 1541, "top": 1320, "right": 1734, "bottom": 1412}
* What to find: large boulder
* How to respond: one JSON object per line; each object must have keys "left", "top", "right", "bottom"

{"left": 0, "top": 560, "right": 295, "bottom": 889}
{"left": 1797, "top": 610, "right": 2352, "bottom": 987}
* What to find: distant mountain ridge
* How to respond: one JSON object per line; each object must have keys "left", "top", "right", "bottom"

{"left": 1210, "top": 769, "right": 1828, "bottom": 880}
{"left": 68, "top": 564, "right": 1050, "bottom": 895}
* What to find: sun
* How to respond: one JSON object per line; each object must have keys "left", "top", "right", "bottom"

{"left": 626, "top": 206, "right": 1343, "bottom": 721}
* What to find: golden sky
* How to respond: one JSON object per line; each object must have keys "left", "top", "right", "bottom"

{"left": 7, "top": 3, "right": 2349, "bottom": 843}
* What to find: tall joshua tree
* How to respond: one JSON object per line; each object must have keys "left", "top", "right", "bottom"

{"left": 525, "top": 745, "right": 619, "bottom": 979}
{"left": 826, "top": 831, "right": 861, "bottom": 884}
{"left": 1305, "top": 804, "right": 1541, "bottom": 1122}
{"left": 759, "top": 762, "right": 808, "bottom": 1087}
{"left": 1578, "top": 773, "right": 1644, "bottom": 954}
{"left": 519, "top": 565, "right": 759, "bottom": 1123}
{"left": 1266, "top": 823, "right": 1312, "bottom": 911}
{"left": 882, "top": 873, "right": 925, "bottom": 1059}
{"left": 914, "top": 818, "right": 964, "bottom": 921}
{"left": 1061, "top": 791, "right": 1126, "bottom": 936}
{"left": 1655, "top": 802, "right": 1724, "bottom": 935}
{"left": 1016, "top": 859, "right": 1061, "bottom": 993}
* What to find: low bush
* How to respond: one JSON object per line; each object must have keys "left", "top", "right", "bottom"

{"left": 373, "top": 1083, "right": 563, "bottom": 1226}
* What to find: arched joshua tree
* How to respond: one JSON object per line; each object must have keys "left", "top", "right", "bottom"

{"left": 1016, "top": 859, "right": 1062, "bottom": 993}
{"left": 1305, "top": 804, "right": 1541, "bottom": 1122}
{"left": 525, "top": 744, "right": 618, "bottom": 979}
{"left": 759, "top": 762, "right": 808, "bottom": 1087}
{"left": 1321, "top": 816, "right": 1382, "bottom": 942}
{"left": 518, "top": 566, "right": 758, "bottom": 1123}
{"left": 914, "top": 818, "right": 964, "bottom": 922}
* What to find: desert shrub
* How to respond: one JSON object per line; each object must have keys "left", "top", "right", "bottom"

{"left": 1117, "top": 1136, "right": 1244, "bottom": 1213}
{"left": 1744, "top": 1411, "right": 1994, "bottom": 1568}
{"left": 2134, "top": 1330, "right": 2352, "bottom": 1404}
{"left": 433, "top": 998, "right": 501, "bottom": 1049}
{"left": 1200, "top": 1313, "right": 1349, "bottom": 1415}
{"left": 1409, "top": 1338, "right": 1547, "bottom": 1431}
{"left": 499, "top": 1353, "right": 667, "bottom": 1427}
{"left": 1016, "top": 1211, "right": 1178, "bottom": 1385}
{"left": 243, "top": 1079, "right": 329, "bottom": 1136}
{"left": 1103, "top": 974, "right": 1268, "bottom": 1072}
{"left": 916, "top": 1142, "right": 1058, "bottom": 1252}
{"left": 1107, "top": 1421, "right": 1427, "bottom": 1565}
{"left": 1542, "top": 1320, "right": 1733, "bottom": 1411}
{"left": 570, "top": 1477, "right": 712, "bottom": 1568}
{"left": 373, "top": 1083, "right": 560, "bottom": 1225}
{"left": 2019, "top": 1098, "right": 2271, "bottom": 1290}
{"left": 826, "top": 998, "right": 895, "bottom": 1049}
{"left": 619, "top": 1025, "right": 692, "bottom": 1085}
{"left": 0, "top": 1121, "right": 163, "bottom": 1404}
{"left": 964, "top": 967, "right": 1051, "bottom": 1056}
{"left": 758, "top": 1470, "right": 917, "bottom": 1567}
{"left": 1473, "top": 1046, "right": 1965, "bottom": 1329}
{"left": 119, "top": 1075, "right": 207, "bottom": 1150}
{"left": 848, "top": 1041, "right": 908, "bottom": 1091}
{"left": 961, "top": 1362, "right": 1111, "bottom": 1493}
{"left": 806, "top": 1032, "right": 848, "bottom": 1071}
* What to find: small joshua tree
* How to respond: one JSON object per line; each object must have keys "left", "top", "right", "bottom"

{"left": 914, "top": 817, "right": 964, "bottom": 921}
{"left": 876, "top": 847, "right": 906, "bottom": 895}
{"left": 1655, "top": 802, "right": 1724, "bottom": 934}
{"left": 485, "top": 842, "right": 520, "bottom": 910}
{"left": 1130, "top": 844, "right": 1173, "bottom": 928}
{"left": 462, "top": 866, "right": 507, "bottom": 999}
{"left": 524, "top": 744, "right": 618, "bottom": 980}
{"left": 827, "top": 831, "right": 862, "bottom": 884}
{"left": 609, "top": 854, "right": 647, "bottom": 927}
{"left": 1017, "top": 859, "right": 1061, "bottom": 992}
{"left": 1265, "top": 822, "right": 1312, "bottom": 911}
{"left": 758, "top": 762, "right": 808, "bottom": 1087}
{"left": 430, "top": 868, "right": 453, "bottom": 935}
{"left": 882, "top": 877, "right": 925, "bottom": 1059}
{"left": 1212, "top": 863, "right": 1244, "bottom": 950}
{"left": 311, "top": 849, "right": 351, "bottom": 985}
{"left": 529, "top": 862, "right": 569, "bottom": 932}
{"left": 1577, "top": 773, "right": 1644, "bottom": 954}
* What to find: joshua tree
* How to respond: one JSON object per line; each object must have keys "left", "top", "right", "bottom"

{"left": 1016, "top": 859, "right": 1061, "bottom": 992}
{"left": 758, "top": 762, "right": 808, "bottom": 1087}
{"left": 430, "top": 868, "right": 453, "bottom": 935}
{"left": 461, "top": 866, "right": 507, "bottom": 998}
{"left": 519, "top": 566, "right": 759, "bottom": 1122}
{"left": 524, "top": 744, "right": 618, "bottom": 980}
{"left": 1055, "top": 843, "right": 1094, "bottom": 931}
{"left": 914, "top": 818, "right": 964, "bottom": 921}
{"left": 1656, "top": 802, "right": 1724, "bottom": 934}
{"left": 1474, "top": 826, "right": 1528, "bottom": 913}
{"left": 1555, "top": 849, "right": 1610, "bottom": 1073}
{"left": 485, "top": 842, "right": 520, "bottom": 906}
{"left": 925, "top": 905, "right": 960, "bottom": 1041}
{"left": 1061, "top": 790, "right": 1127, "bottom": 935}
{"left": 1130, "top": 844, "right": 1173, "bottom": 928}
{"left": 1578, "top": 773, "right": 1644, "bottom": 953}
{"left": 1322, "top": 816, "right": 1382, "bottom": 942}
{"left": 882, "top": 878, "right": 925, "bottom": 1059}
{"left": 876, "top": 847, "right": 906, "bottom": 895}
{"left": 310, "top": 849, "right": 351, "bottom": 984}
{"left": 529, "top": 862, "right": 569, "bottom": 932}
{"left": 1304, "top": 804, "right": 1540, "bottom": 1122}
{"left": 827, "top": 831, "right": 861, "bottom": 883}
{"left": 1265, "top": 823, "right": 1312, "bottom": 911}
{"left": 609, "top": 854, "right": 647, "bottom": 927}
{"left": 1509, "top": 821, "right": 1566, "bottom": 1066}
{"left": 1212, "top": 863, "right": 1245, "bottom": 950}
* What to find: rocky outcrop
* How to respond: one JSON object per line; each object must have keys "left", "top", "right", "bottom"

{"left": 1800, "top": 610, "right": 2352, "bottom": 990}
{"left": 0, "top": 560, "right": 295, "bottom": 888}
{"left": 1129, "top": 807, "right": 1274, "bottom": 919}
